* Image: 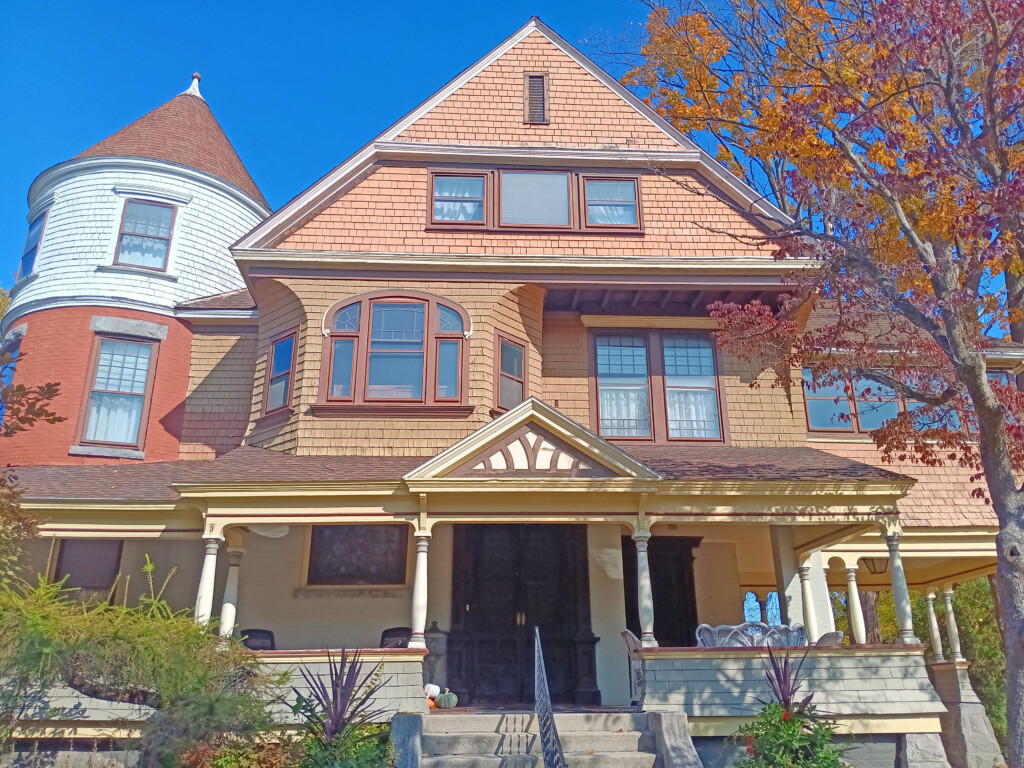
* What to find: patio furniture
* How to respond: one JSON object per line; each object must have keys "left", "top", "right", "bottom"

{"left": 814, "top": 631, "right": 844, "bottom": 646}
{"left": 621, "top": 629, "right": 646, "bottom": 712}
{"left": 695, "top": 621, "right": 808, "bottom": 648}
{"left": 380, "top": 626, "right": 412, "bottom": 648}
{"left": 240, "top": 628, "right": 276, "bottom": 650}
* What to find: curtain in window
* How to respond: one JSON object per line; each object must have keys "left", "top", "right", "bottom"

{"left": 585, "top": 180, "right": 638, "bottom": 225}
{"left": 86, "top": 392, "right": 144, "bottom": 443}
{"left": 85, "top": 341, "right": 150, "bottom": 444}
{"left": 118, "top": 202, "right": 173, "bottom": 269}
{"left": 664, "top": 337, "right": 720, "bottom": 438}
{"left": 434, "top": 176, "right": 485, "bottom": 221}
{"left": 597, "top": 336, "right": 651, "bottom": 437}
{"left": 666, "top": 389, "right": 720, "bottom": 438}
{"left": 500, "top": 172, "right": 570, "bottom": 226}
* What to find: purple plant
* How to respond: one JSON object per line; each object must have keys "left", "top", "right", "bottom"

{"left": 291, "top": 649, "right": 390, "bottom": 747}
{"left": 763, "top": 644, "right": 814, "bottom": 716}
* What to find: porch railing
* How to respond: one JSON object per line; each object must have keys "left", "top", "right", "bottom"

{"left": 534, "top": 626, "right": 567, "bottom": 768}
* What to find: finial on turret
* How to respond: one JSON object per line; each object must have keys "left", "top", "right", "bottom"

{"left": 185, "top": 72, "right": 203, "bottom": 100}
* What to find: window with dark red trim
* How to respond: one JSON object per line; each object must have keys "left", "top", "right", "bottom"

{"left": 322, "top": 293, "right": 468, "bottom": 406}
{"left": 79, "top": 337, "right": 158, "bottom": 449}
{"left": 592, "top": 331, "right": 723, "bottom": 443}
{"left": 265, "top": 332, "right": 297, "bottom": 413}
{"left": 115, "top": 200, "right": 176, "bottom": 271}
{"left": 497, "top": 335, "right": 527, "bottom": 410}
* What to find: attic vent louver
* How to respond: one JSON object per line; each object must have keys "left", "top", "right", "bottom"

{"left": 524, "top": 73, "right": 549, "bottom": 124}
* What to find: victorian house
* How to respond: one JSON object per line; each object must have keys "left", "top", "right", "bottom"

{"left": 0, "top": 19, "right": 1009, "bottom": 768}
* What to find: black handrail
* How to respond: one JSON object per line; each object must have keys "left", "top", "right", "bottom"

{"left": 534, "top": 626, "right": 568, "bottom": 768}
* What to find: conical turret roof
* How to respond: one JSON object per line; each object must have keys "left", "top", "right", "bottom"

{"left": 76, "top": 74, "right": 267, "bottom": 207}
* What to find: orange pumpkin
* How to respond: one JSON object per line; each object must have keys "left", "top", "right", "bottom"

{"left": 427, "top": 697, "right": 437, "bottom": 709}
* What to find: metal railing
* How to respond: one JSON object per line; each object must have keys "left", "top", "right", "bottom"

{"left": 533, "top": 626, "right": 567, "bottom": 768}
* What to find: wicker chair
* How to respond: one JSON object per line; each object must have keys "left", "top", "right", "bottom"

{"left": 240, "top": 628, "right": 276, "bottom": 651}
{"left": 695, "top": 622, "right": 808, "bottom": 648}
{"left": 379, "top": 626, "right": 412, "bottom": 648}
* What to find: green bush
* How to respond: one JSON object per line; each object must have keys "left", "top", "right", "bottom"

{"left": 734, "top": 702, "right": 846, "bottom": 768}
{"left": 299, "top": 724, "right": 393, "bottom": 768}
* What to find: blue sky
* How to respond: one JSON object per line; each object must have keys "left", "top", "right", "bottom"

{"left": 0, "top": 0, "right": 647, "bottom": 289}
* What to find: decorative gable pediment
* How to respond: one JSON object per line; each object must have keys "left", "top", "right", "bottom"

{"left": 403, "top": 398, "right": 660, "bottom": 483}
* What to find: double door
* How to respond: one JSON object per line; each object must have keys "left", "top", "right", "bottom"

{"left": 449, "top": 524, "right": 585, "bottom": 704}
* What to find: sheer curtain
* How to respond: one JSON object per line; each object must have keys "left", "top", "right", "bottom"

{"left": 434, "top": 176, "right": 484, "bottom": 221}
{"left": 665, "top": 388, "right": 719, "bottom": 438}
{"left": 599, "top": 386, "right": 651, "bottom": 437}
{"left": 597, "top": 336, "right": 651, "bottom": 437}
{"left": 85, "top": 340, "right": 151, "bottom": 444}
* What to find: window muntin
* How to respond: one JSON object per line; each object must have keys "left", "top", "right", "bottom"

{"left": 55, "top": 539, "right": 123, "bottom": 591}
{"left": 322, "top": 294, "right": 468, "bottom": 407}
{"left": 266, "top": 334, "right": 296, "bottom": 412}
{"left": 83, "top": 339, "right": 155, "bottom": 446}
{"left": 432, "top": 175, "right": 486, "bottom": 223}
{"left": 498, "top": 338, "right": 526, "bottom": 410}
{"left": 584, "top": 179, "right": 639, "bottom": 227}
{"left": 596, "top": 336, "right": 652, "bottom": 437}
{"left": 306, "top": 525, "right": 408, "bottom": 586}
{"left": 19, "top": 212, "right": 47, "bottom": 279}
{"left": 500, "top": 171, "right": 571, "bottom": 227}
{"left": 116, "top": 200, "right": 175, "bottom": 270}
{"left": 663, "top": 337, "right": 720, "bottom": 439}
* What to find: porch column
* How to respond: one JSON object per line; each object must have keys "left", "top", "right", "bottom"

{"left": 758, "top": 597, "right": 769, "bottom": 624}
{"left": 218, "top": 550, "right": 243, "bottom": 639}
{"left": 798, "top": 565, "right": 820, "bottom": 641}
{"left": 633, "top": 533, "right": 658, "bottom": 647}
{"left": 942, "top": 584, "right": 966, "bottom": 662}
{"left": 845, "top": 568, "right": 867, "bottom": 645}
{"left": 194, "top": 537, "right": 220, "bottom": 625}
{"left": 886, "top": 532, "right": 921, "bottom": 644}
{"left": 408, "top": 532, "right": 431, "bottom": 649}
{"left": 925, "top": 589, "right": 945, "bottom": 661}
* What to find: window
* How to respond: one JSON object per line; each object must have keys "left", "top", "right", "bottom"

{"left": 0, "top": 341, "right": 20, "bottom": 424}
{"left": 594, "top": 332, "right": 723, "bottom": 442}
{"left": 18, "top": 212, "right": 47, "bottom": 279}
{"left": 524, "top": 73, "right": 549, "bottom": 124}
{"left": 500, "top": 171, "right": 570, "bottom": 227}
{"left": 322, "top": 293, "right": 468, "bottom": 407}
{"left": 497, "top": 336, "right": 526, "bottom": 410}
{"left": 81, "top": 338, "right": 156, "bottom": 447}
{"left": 803, "top": 371, "right": 854, "bottom": 431}
{"left": 306, "top": 525, "right": 408, "bottom": 586}
{"left": 115, "top": 200, "right": 175, "bottom": 270}
{"left": 584, "top": 178, "right": 639, "bottom": 227}
{"left": 432, "top": 175, "right": 486, "bottom": 224}
{"left": 265, "top": 333, "right": 296, "bottom": 413}
{"left": 54, "top": 539, "right": 123, "bottom": 591}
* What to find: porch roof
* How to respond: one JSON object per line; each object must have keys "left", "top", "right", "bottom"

{"left": 11, "top": 443, "right": 904, "bottom": 502}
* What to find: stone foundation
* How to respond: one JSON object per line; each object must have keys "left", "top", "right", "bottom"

{"left": 928, "top": 662, "right": 1004, "bottom": 768}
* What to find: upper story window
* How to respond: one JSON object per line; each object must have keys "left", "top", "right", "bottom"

{"left": 80, "top": 338, "right": 157, "bottom": 448}
{"left": 524, "top": 72, "right": 549, "bottom": 124}
{"left": 594, "top": 332, "right": 722, "bottom": 442}
{"left": 265, "top": 332, "right": 297, "bottom": 413}
{"left": 115, "top": 200, "right": 175, "bottom": 271}
{"left": 428, "top": 169, "right": 642, "bottom": 233}
{"left": 322, "top": 293, "right": 468, "bottom": 406}
{"left": 497, "top": 335, "right": 527, "bottom": 410}
{"left": 18, "top": 212, "right": 47, "bottom": 280}
{"left": 803, "top": 368, "right": 1013, "bottom": 433}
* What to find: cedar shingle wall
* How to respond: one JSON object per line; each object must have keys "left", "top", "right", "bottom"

{"left": 276, "top": 165, "right": 766, "bottom": 257}
{"left": 395, "top": 31, "right": 679, "bottom": 149}
{"left": 180, "top": 329, "right": 258, "bottom": 459}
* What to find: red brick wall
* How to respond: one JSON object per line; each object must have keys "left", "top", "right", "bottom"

{"left": 3, "top": 307, "right": 191, "bottom": 465}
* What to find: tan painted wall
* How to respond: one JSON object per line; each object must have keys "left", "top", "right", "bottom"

{"left": 587, "top": 524, "right": 631, "bottom": 706}
{"left": 693, "top": 542, "right": 746, "bottom": 627}
{"left": 395, "top": 31, "right": 680, "bottom": 150}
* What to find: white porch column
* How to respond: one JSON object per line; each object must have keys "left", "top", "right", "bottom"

{"left": 845, "top": 567, "right": 867, "bottom": 645}
{"left": 798, "top": 565, "right": 820, "bottom": 641}
{"left": 925, "top": 589, "right": 945, "bottom": 661}
{"left": 942, "top": 584, "right": 966, "bottom": 662}
{"left": 886, "top": 532, "right": 921, "bottom": 644}
{"left": 218, "top": 550, "right": 243, "bottom": 638}
{"left": 408, "top": 532, "right": 431, "bottom": 649}
{"left": 194, "top": 537, "right": 220, "bottom": 625}
{"left": 633, "top": 533, "right": 658, "bottom": 647}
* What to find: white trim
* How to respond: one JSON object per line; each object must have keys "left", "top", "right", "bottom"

{"left": 1, "top": 296, "right": 178, "bottom": 334}
{"left": 174, "top": 308, "right": 259, "bottom": 322}
{"left": 373, "top": 141, "right": 700, "bottom": 164}
{"left": 234, "top": 18, "right": 787, "bottom": 250}
{"left": 27, "top": 191, "right": 57, "bottom": 223}
{"left": 112, "top": 184, "right": 193, "bottom": 205}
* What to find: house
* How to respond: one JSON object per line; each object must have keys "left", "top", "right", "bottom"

{"left": 0, "top": 18, "right": 1009, "bottom": 768}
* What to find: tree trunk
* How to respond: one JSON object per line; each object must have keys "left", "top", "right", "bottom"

{"left": 989, "top": 573, "right": 1007, "bottom": 653}
{"left": 995, "top": 519, "right": 1024, "bottom": 768}
{"left": 860, "top": 590, "right": 883, "bottom": 645}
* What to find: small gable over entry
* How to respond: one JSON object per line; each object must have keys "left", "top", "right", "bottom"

{"left": 403, "top": 398, "right": 660, "bottom": 483}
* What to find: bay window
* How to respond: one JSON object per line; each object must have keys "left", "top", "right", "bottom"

{"left": 322, "top": 293, "right": 468, "bottom": 407}
{"left": 81, "top": 338, "right": 156, "bottom": 448}
{"left": 594, "top": 332, "right": 721, "bottom": 442}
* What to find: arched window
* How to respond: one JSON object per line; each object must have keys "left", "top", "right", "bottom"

{"left": 323, "top": 293, "right": 468, "bottom": 405}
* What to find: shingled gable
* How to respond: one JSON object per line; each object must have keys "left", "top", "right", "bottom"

{"left": 234, "top": 17, "right": 789, "bottom": 251}
{"left": 403, "top": 398, "right": 661, "bottom": 483}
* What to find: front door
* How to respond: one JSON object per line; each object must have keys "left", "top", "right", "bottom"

{"left": 448, "top": 524, "right": 596, "bottom": 705}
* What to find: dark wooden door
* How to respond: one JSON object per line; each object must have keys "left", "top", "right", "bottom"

{"left": 622, "top": 536, "right": 701, "bottom": 647}
{"left": 449, "top": 524, "right": 594, "bottom": 704}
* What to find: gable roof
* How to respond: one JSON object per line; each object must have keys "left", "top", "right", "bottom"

{"left": 77, "top": 79, "right": 268, "bottom": 207}
{"left": 235, "top": 18, "right": 788, "bottom": 250}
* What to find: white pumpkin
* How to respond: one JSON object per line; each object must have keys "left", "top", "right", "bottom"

{"left": 424, "top": 683, "right": 441, "bottom": 698}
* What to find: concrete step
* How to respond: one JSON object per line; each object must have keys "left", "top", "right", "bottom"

{"left": 423, "top": 729, "right": 649, "bottom": 756}
{"left": 420, "top": 755, "right": 655, "bottom": 768}
{"left": 422, "top": 712, "right": 648, "bottom": 735}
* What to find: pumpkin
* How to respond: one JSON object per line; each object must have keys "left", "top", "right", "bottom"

{"left": 424, "top": 683, "right": 441, "bottom": 698}
{"left": 427, "top": 697, "right": 436, "bottom": 709}
{"left": 434, "top": 689, "right": 458, "bottom": 709}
